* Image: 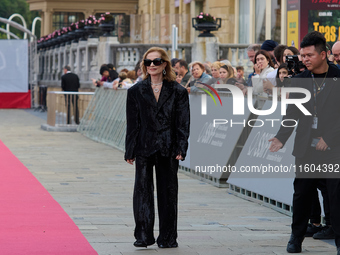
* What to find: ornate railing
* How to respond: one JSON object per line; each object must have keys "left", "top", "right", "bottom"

{"left": 110, "top": 43, "right": 193, "bottom": 71}
{"left": 36, "top": 37, "right": 251, "bottom": 88}
{"left": 219, "top": 43, "right": 253, "bottom": 75}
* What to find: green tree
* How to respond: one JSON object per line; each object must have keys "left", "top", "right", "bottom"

{"left": 0, "top": 0, "right": 41, "bottom": 39}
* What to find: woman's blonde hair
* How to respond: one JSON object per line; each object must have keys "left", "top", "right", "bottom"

{"left": 126, "top": 70, "right": 136, "bottom": 80}
{"left": 211, "top": 61, "right": 223, "bottom": 70}
{"left": 141, "top": 47, "right": 176, "bottom": 82}
{"left": 118, "top": 72, "right": 127, "bottom": 80}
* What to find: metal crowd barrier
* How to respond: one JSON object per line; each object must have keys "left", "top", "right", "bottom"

{"left": 47, "top": 91, "right": 95, "bottom": 127}
{"left": 78, "top": 88, "right": 127, "bottom": 151}
{"left": 77, "top": 87, "right": 299, "bottom": 216}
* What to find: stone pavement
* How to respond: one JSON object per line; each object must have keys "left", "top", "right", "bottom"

{"left": 0, "top": 109, "right": 336, "bottom": 255}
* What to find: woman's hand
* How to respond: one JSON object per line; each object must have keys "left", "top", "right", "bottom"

{"left": 176, "top": 154, "right": 183, "bottom": 160}
{"left": 254, "top": 63, "right": 261, "bottom": 74}
{"left": 126, "top": 159, "right": 135, "bottom": 165}
{"left": 91, "top": 78, "right": 97, "bottom": 86}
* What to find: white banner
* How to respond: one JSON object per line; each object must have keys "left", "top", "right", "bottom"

{"left": 0, "top": 40, "right": 28, "bottom": 93}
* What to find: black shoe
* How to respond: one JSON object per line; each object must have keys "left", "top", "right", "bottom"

{"left": 337, "top": 247, "right": 340, "bottom": 255}
{"left": 133, "top": 240, "right": 155, "bottom": 248}
{"left": 305, "top": 223, "right": 323, "bottom": 237}
{"left": 313, "top": 226, "right": 335, "bottom": 239}
{"left": 158, "top": 242, "right": 178, "bottom": 248}
{"left": 287, "top": 234, "right": 304, "bottom": 253}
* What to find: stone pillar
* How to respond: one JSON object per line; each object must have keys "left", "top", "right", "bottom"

{"left": 97, "top": 36, "right": 119, "bottom": 66}
{"left": 192, "top": 37, "right": 218, "bottom": 63}
{"left": 43, "top": 10, "right": 52, "bottom": 36}
{"left": 87, "top": 38, "right": 100, "bottom": 81}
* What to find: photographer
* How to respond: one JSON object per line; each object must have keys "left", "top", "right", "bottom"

{"left": 285, "top": 55, "right": 306, "bottom": 76}
{"left": 269, "top": 31, "right": 340, "bottom": 254}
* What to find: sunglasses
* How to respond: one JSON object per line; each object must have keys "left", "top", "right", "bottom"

{"left": 144, "top": 58, "right": 164, "bottom": 66}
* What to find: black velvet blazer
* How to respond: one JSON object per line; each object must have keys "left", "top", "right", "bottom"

{"left": 124, "top": 78, "right": 190, "bottom": 161}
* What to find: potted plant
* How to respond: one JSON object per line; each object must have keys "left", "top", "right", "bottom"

{"left": 37, "top": 36, "right": 47, "bottom": 51}
{"left": 67, "top": 23, "right": 77, "bottom": 44}
{"left": 51, "top": 30, "right": 60, "bottom": 48}
{"left": 192, "top": 12, "right": 221, "bottom": 37}
{"left": 85, "top": 15, "right": 99, "bottom": 38}
{"left": 99, "top": 12, "right": 115, "bottom": 37}
{"left": 60, "top": 27, "right": 69, "bottom": 46}
{"left": 75, "top": 20, "right": 87, "bottom": 41}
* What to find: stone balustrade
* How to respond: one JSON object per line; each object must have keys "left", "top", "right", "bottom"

{"left": 36, "top": 36, "right": 251, "bottom": 89}
{"left": 219, "top": 43, "right": 253, "bottom": 75}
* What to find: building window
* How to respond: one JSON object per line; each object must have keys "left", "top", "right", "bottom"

{"left": 52, "top": 12, "right": 85, "bottom": 31}
{"left": 255, "top": 0, "right": 266, "bottom": 43}
{"left": 239, "top": 0, "right": 250, "bottom": 43}
{"left": 271, "top": 0, "right": 281, "bottom": 42}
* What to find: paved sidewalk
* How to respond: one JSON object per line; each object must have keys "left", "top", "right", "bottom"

{"left": 0, "top": 109, "right": 336, "bottom": 255}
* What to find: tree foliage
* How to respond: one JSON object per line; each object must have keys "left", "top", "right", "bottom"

{"left": 0, "top": 0, "right": 41, "bottom": 39}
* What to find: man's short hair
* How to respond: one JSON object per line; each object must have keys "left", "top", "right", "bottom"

{"left": 64, "top": 66, "right": 71, "bottom": 71}
{"left": 274, "top": 45, "right": 288, "bottom": 64}
{"left": 171, "top": 58, "right": 179, "bottom": 67}
{"left": 175, "top": 59, "right": 188, "bottom": 70}
{"left": 300, "top": 31, "right": 327, "bottom": 54}
{"left": 247, "top": 44, "right": 261, "bottom": 53}
{"left": 236, "top": 66, "right": 244, "bottom": 71}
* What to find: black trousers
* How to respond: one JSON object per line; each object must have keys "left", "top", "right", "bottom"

{"left": 64, "top": 94, "right": 79, "bottom": 124}
{"left": 309, "top": 179, "right": 330, "bottom": 225}
{"left": 292, "top": 146, "right": 340, "bottom": 248}
{"left": 133, "top": 152, "right": 179, "bottom": 245}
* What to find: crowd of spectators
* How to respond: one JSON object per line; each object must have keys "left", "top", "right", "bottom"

{"left": 91, "top": 61, "right": 142, "bottom": 90}
{"left": 91, "top": 39, "right": 340, "bottom": 99}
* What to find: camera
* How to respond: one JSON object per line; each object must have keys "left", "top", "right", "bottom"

{"left": 286, "top": 55, "right": 306, "bottom": 76}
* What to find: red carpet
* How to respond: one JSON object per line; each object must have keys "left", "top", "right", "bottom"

{"left": 0, "top": 140, "right": 98, "bottom": 255}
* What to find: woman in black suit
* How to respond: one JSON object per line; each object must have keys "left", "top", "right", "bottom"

{"left": 125, "top": 47, "right": 190, "bottom": 249}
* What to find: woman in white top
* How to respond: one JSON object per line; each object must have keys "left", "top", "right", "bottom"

{"left": 252, "top": 50, "right": 275, "bottom": 96}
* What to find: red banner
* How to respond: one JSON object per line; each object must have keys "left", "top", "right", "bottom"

{"left": 0, "top": 91, "right": 31, "bottom": 109}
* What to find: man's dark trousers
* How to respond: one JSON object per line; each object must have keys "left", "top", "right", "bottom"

{"left": 64, "top": 94, "right": 79, "bottom": 124}
{"left": 292, "top": 146, "right": 340, "bottom": 243}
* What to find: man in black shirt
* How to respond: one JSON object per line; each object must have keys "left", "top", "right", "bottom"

{"left": 61, "top": 66, "right": 80, "bottom": 124}
{"left": 269, "top": 31, "right": 340, "bottom": 254}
